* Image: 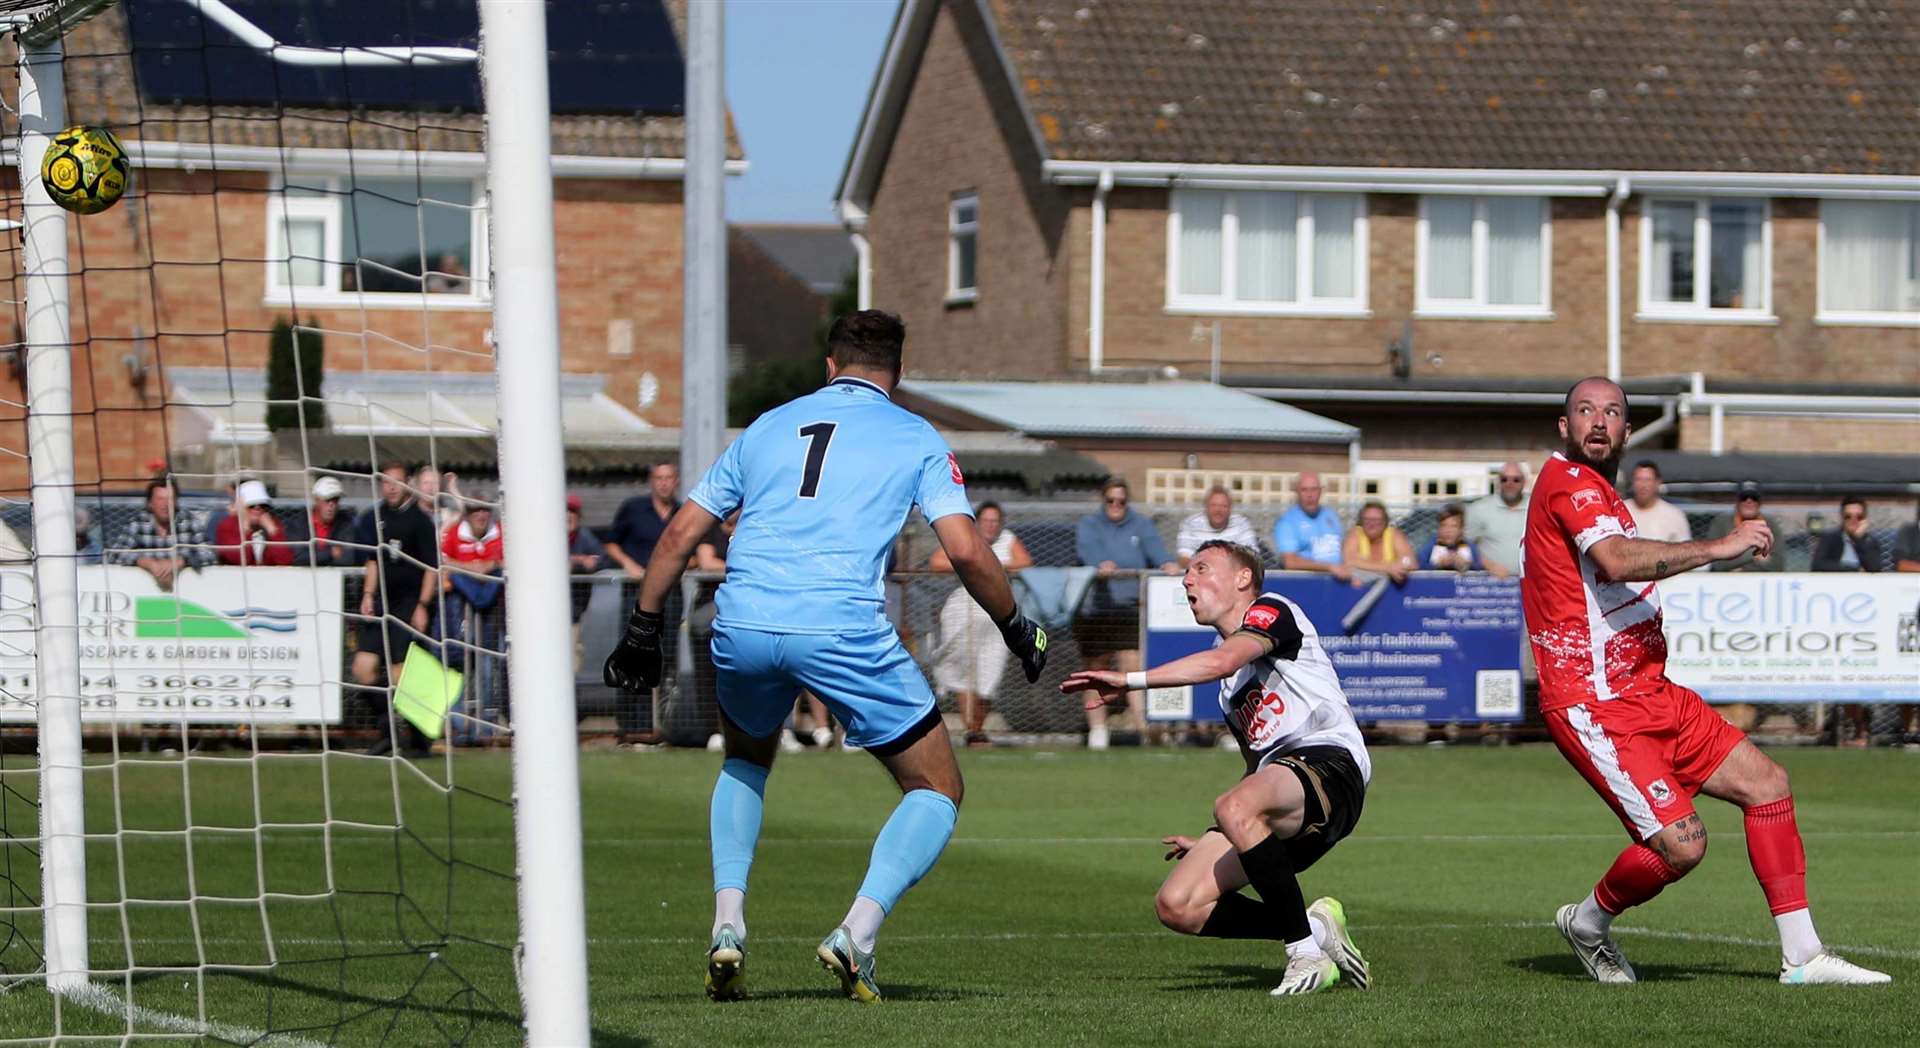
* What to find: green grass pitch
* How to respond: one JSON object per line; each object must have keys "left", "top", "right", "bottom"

{"left": 0, "top": 745, "right": 1913, "bottom": 1044}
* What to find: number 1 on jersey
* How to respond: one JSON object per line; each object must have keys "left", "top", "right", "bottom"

{"left": 797, "top": 422, "right": 837, "bottom": 498}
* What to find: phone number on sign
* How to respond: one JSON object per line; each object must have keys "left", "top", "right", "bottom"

{"left": 0, "top": 673, "right": 299, "bottom": 713}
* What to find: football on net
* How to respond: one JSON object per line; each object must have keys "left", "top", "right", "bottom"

{"left": 40, "top": 125, "right": 130, "bottom": 215}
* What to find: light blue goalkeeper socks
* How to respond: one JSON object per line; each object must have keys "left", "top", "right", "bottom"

{"left": 853, "top": 789, "right": 959, "bottom": 916}
{"left": 710, "top": 758, "right": 770, "bottom": 894}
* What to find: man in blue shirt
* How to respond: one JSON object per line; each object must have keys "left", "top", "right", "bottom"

{"left": 1272, "top": 471, "right": 1351, "bottom": 582}
{"left": 603, "top": 462, "right": 680, "bottom": 578}
{"left": 604, "top": 311, "right": 1046, "bottom": 1004}
{"left": 1073, "top": 477, "right": 1177, "bottom": 749}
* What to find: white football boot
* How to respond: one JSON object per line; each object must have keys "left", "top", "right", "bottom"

{"left": 1269, "top": 951, "right": 1340, "bottom": 996}
{"left": 1555, "top": 903, "right": 1636, "bottom": 984}
{"left": 1779, "top": 951, "right": 1892, "bottom": 986}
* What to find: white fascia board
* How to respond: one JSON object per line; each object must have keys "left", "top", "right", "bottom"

{"left": 0, "top": 139, "right": 747, "bottom": 180}
{"left": 1044, "top": 161, "right": 1920, "bottom": 199}
{"left": 834, "top": 0, "right": 936, "bottom": 213}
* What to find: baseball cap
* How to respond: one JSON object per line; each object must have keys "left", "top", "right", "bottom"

{"left": 237, "top": 480, "right": 271, "bottom": 507}
{"left": 565, "top": 493, "right": 582, "bottom": 512}
{"left": 311, "top": 476, "right": 344, "bottom": 501}
{"left": 1735, "top": 481, "right": 1763, "bottom": 502}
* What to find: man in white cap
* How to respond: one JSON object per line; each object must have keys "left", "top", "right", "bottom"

{"left": 214, "top": 479, "right": 292, "bottom": 566}
{"left": 289, "top": 475, "right": 357, "bottom": 567}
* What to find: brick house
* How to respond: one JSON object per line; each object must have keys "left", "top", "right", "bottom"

{"left": 834, "top": 0, "right": 1919, "bottom": 496}
{"left": 0, "top": 0, "right": 740, "bottom": 495}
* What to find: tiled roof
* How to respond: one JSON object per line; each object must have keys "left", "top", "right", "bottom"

{"left": 900, "top": 380, "right": 1359, "bottom": 443}
{"left": 735, "top": 225, "right": 858, "bottom": 295}
{"left": 987, "top": 0, "right": 1920, "bottom": 175}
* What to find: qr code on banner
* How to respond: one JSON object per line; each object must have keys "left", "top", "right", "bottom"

{"left": 1475, "top": 670, "right": 1522, "bottom": 717}
{"left": 1146, "top": 686, "right": 1193, "bottom": 721}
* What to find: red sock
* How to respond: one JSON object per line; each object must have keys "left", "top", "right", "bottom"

{"left": 1593, "top": 843, "right": 1684, "bottom": 914}
{"left": 1744, "top": 797, "right": 1809, "bottom": 915}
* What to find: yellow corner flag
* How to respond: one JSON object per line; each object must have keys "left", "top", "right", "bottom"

{"left": 393, "top": 644, "right": 463, "bottom": 740}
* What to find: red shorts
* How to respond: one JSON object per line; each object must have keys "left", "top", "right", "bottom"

{"left": 1544, "top": 681, "right": 1746, "bottom": 841}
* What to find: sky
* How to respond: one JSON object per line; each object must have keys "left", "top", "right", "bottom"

{"left": 724, "top": 0, "right": 902, "bottom": 225}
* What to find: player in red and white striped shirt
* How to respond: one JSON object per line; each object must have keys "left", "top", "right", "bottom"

{"left": 1524, "top": 377, "right": 1889, "bottom": 987}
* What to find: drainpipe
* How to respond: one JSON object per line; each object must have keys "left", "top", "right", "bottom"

{"left": 838, "top": 200, "right": 872, "bottom": 310}
{"left": 1606, "top": 177, "right": 1630, "bottom": 383}
{"left": 1623, "top": 395, "right": 1677, "bottom": 448}
{"left": 850, "top": 231, "right": 872, "bottom": 310}
{"left": 1089, "top": 166, "right": 1114, "bottom": 374}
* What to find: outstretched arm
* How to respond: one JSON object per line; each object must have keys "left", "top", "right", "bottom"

{"left": 635, "top": 502, "right": 720, "bottom": 614}
{"left": 1059, "top": 633, "right": 1267, "bottom": 709}
{"left": 1587, "top": 518, "right": 1770, "bottom": 583}
{"left": 933, "top": 514, "right": 1048, "bottom": 682}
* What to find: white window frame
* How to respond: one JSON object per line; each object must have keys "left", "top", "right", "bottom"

{"left": 262, "top": 173, "right": 490, "bottom": 311}
{"left": 1636, "top": 196, "right": 1774, "bottom": 323}
{"left": 1815, "top": 198, "right": 1920, "bottom": 327}
{"left": 1165, "top": 190, "right": 1369, "bottom": 316}
{"left": 1414, "top": 195, "right": 1553, "bottom": 319}
{"left": 947, "top": 192, "right": 979, "bottom": 303}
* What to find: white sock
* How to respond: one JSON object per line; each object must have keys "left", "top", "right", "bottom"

{"left": 1308, "top": 914, "right": 1332, "bottom": 950}
{"left": 1775, "top": 908, "right": 1822, "bottom": 967}
{"left": 713, "top": 887, "right": 745, "bottom": 940}
{"left": 1284, "top": 934, "right": 1325, "bottom": 960}
{"left": 1569, "top": 891, "right": 1615, "bottom": 942}
{"left": 843, "top": 896, "right": 886, "bottom": 954}
{"left": 1088, "top": 725, "right": 1110, "bottom": 750}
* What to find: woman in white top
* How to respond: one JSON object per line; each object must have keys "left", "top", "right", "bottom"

{"left": 928, "top": 502, "right": 1033, "bottom": 746}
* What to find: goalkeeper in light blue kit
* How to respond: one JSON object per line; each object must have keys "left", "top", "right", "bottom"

{"left": 605, "top": 310, "right": 1047, "bottom": 1003}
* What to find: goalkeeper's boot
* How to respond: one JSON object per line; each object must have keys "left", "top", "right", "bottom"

{"left": 1270, "top": 951, "right": 1340, "bottom": 996}
{"left": 1556, "top": 903, "right": 1636, "bottom": 984}
{"left": 817, "top": 926, "right": 881, "bottom": 1003}
{"left": 1779, "top": 951, "right": 1892, "bottom": 985}
{"left": 1307, "top": 896, "right": 1371, "bottom": 990}
{"left": 705, "top": 924, "right": 746, "bottom": 1001}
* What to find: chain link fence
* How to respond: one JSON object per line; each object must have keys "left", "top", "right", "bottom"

{"left": 5, "top": 493, "right": 1913, "bottom": 749}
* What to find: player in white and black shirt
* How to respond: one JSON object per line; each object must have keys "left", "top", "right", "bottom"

{"left": 1061, "top": 541, "right": 1372, "bottom": 998}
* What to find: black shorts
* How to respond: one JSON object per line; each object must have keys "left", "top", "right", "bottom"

{"left": 354, "top": 599, "right": 422, "bottom": 666}
{"left": 1262, "top": 745, "right": 1367, "bottom": 872}
{"left": 1073, "top": 603, "right": 1139, "bottom": 657}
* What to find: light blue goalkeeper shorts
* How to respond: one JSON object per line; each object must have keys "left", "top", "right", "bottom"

{"left": 710, "top": 623, "right": 938, "bottom": 750}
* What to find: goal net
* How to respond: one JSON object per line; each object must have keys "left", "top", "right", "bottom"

{"left": 0, "top": 0, "right": 592, "bottom": 1041}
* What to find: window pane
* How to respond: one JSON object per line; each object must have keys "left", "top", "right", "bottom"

{"left": 953, "top": 231, "right": 976, "bottom": 292}
{"left": 284, "top": 217, "right": 325, "bottom": 288}
{"left": 1311, "top": 195, "right": 1358, "bottom": 299}
{"left": 344, "top": 177, "right": 474, "bottom": 294}
{"left": 1649, "top": 202, "right": 1694, "bottom": 303}
{"left": 1235, "top": 192, "right": 1296, "bottom": 302}
{"left": 1487, "top": 197, "right": 1544, "bottom": 306}
{"left": 1425, "top": 197, "right": 1473, "bottom": 300}
{"left": 953, "top": 200, "right": 976, "bottom": 226}
{"left": 1709, "top": 200, "right": 1763, "bottom": 309}
{"left": 1822, "top": 200, "right": 1914, "bottom": 313}
{"left": 1178, "top": 191, "right": 1225, "bottom": 296}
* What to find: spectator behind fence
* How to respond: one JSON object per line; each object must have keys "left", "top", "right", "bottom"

{"left": 1176, "top": 486, "right": 1259, "bottom": 566}
{"left": 1466, "top": 462, "right": 1528, "bottom": 578}
{"left": 1419, "top": 503, "right": 1481, "bottom": 572}
{"left": 213, "top": 480, "right": 293, "bottom": 567}
{"left": 288, "top": 476, "right": 357, "bottom": 567}
{"left": 1812, "top": 497, "right": 1884, "bottom": 573}
{"left": 604, "top": 462, "right": 679, "bottom": 579}
{"left": 1895, "top": 501, "right": 1920, "bottom": 746}
{"left": 109, "top": 478, "right": 213, "bottom": 591}
{"left": 1272, "top": 470, "right": 1349, "bottom": 580}
{"left": 566, "top": 492, "right": 607, "bottom": 672}
{"left": 353, "top": 461, "right": 441, "bottom": 756}
{"left": 1708, "top": 482, "right": 1785, "bottom": 572}
{"left": 72, "top": 507, "right": 99, "bottom": 565}
{"left": 442, "top": 493, "right": 505, "bottom": 732}
{"left": 1625, "top": 460, "right": 1691, "bottom": 543}
{"left": 415, "top": 465, "right": 464, "bottom": 532}
{"left": 1344, "top": 500, "right": 1415, "bottom": 584}
{"left": 1074, "top": 477, "right": 1176, "bottom": 750}
{"left": 930, "top": 501, "right": 1034, "bottom": 748}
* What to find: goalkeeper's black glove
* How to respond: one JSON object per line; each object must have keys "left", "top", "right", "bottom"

{"left": 995, "top": 607, "right": 1048, "bottom": 684}
{"left": 603, "top": 607, "right": 664, "bottom": 691}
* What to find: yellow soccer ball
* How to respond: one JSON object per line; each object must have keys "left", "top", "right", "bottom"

{"left": 40, "top": 125, "right": 130, "bottom": 215}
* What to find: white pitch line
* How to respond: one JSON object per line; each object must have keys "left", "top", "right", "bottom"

{"left": 63, "top": 982, "right": 331, "bottom": 1048}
